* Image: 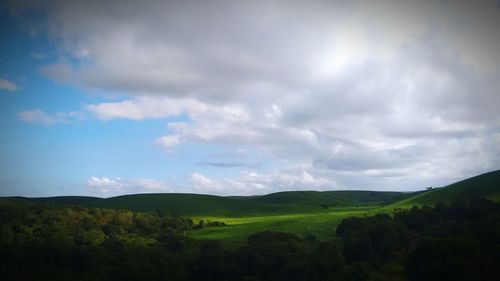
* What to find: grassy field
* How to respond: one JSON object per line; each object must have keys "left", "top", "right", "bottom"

{"left": 83, "top": 192, "right": 403, "bottom": 247}
{"left": 187, "top": 170, "right": 500, "bottom": 247}
{"left": 187, "top": 206, "right": 387, "bottom": 247}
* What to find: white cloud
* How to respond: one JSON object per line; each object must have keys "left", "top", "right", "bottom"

{"left": 9, "top": 0, "right": 500, "bottom": 192}
{"left": 87, "top": 97, "right": 188, "bottom": 120}
{"left": 18, "top": 109, "right": 84, "bottom": 125}
{"left": 0, "top": 78, "right": 19, "bottom": 92}
{"left": 30, "top": 51, "right": 46, "bottom": 59}
{"left": 87, "top": 176, "right": 123, "bottom": 189}
{"left": 87, "top": 176, "right": 170, "bottom": 197}
{"left": 189, "top": 170, "right": 337, "bottom": 196}
{"left": 23, "top": 0, "right": 499, "bottom": 99}
{"left": 18, "top": 109, "right": 56, "bottom": 125}
{"left": 155, "top": 135, "right": 181, "bottom": 151}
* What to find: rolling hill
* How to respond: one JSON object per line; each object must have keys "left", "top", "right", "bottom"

{"left": 1, "top": 192, "right": 403, "bottom": 217}
{"left": 0, "top": 196, "right": 100, "bottom": 205}
{"left": 84, "top": 190, "right": 412, "bottom": 216}
{"left": 85, "top": 193, "right": 311, "bottom": 216}
{"left": 249, "top": 190, "right": 350, "bottom": 206}
{"left": 2, "top": 170, "right": 499, "bottom": 216}
{"left": 393, "top": 170, "right": 500, "bottom": 206}
{"left": 251, "top": 190, "right": 411, "bottom": 206}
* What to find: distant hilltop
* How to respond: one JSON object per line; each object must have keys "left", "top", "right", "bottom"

{"left": 2, "top": 170, "right": 499, "bottom": 216}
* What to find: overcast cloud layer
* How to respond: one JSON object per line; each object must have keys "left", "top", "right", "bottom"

{"left": 10, "top": 0, "right": 500, "bottom": 195}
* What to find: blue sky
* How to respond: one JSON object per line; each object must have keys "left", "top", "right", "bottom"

{"left": 0, "top": 3, "right": 243, "bottom": 196}
{"left": 1, "top": 0, "right": 500, "bottom": 197}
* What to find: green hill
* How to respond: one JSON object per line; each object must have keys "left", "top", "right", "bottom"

{"left": 87, "top": 171, "right": 500, "bottom": 216}
{"left": 0, "top": 196, "right": 100, "bottom": 205}
{"left": 250, "top": 191, "right": 348, "bottom": 206}
{"left": 323, "top": 190, "right": 411, "bottom": 204}
{"left": 85, "top": 190, "right": 411, "bottom": 216}
{"left": 394, "top": 170, "right": 500, "bottom": 206}
{"left": 4, "top": 170, "right": 498, "bottom": 216}
{"left": 250, "top": 190, "right": 408, "bottom": 207}
{"left": 85, "top": 193, "right": 319, "bottom": 216}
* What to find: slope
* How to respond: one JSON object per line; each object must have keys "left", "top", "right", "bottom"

{"left": 251, "top": 190, "right": 409, "bottom": 207}
{"left": 0, "top": 196, "right": 101, "bottom": 205}
{"left": 395, "top": 170, "right": 500, "bottom": 206}
{"left": 85, "top": 193, "right": 319, "bottom": 216}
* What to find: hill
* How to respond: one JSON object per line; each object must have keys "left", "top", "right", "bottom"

{"left": 3, "top": 170, "right": 499, "bottom": 216}
{"left": 83, "top": 170, "right": 500, "bottom": 215}
{"left": 85, "top": 190, "right": 410, "bottom": 216}
{"left": 250, "top": 190, "right": 409, "bottom": 207}
{"left": 85, "top": 193, "right": 318, "bottom": 216}
{"left": 249, "top": 191, "right": 348, "bottom": 206}
{"left": 394, "top": 170, "right": 500, "bottom": 206}
{"left": 0, "top": 196, "right": 100, "bottom": 205}
{"left": 2, "top": 192, "right": 402, "bottom": 217}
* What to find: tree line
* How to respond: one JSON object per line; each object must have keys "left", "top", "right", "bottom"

{"left": 1, "top": 199, "right": 499, "bottom": 280}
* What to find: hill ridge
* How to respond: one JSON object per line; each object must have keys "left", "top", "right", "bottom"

{"left": 2, "top": 170, "right": 499, "bottom": 215}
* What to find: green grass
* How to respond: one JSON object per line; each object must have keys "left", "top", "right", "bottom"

{"left": 188, "top": 206, "right": 381, "bottom": 248}
{"left": 81, "top": 191, "right": 410, "bottom": 247}
{"left": 187, "top": 170, "right": 500, "bottom": 247}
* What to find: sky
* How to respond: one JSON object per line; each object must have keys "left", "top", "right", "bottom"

{"left": 1, "top": 0, "right": 500, "bottom": 198}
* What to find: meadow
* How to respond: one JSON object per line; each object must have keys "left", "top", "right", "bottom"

{"left": 187, "top": 206, "right": 391, "bottom": 247}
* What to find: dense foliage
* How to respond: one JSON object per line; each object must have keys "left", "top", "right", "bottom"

{"left": 0, "top": 202, "right": 195, "bottom": 280}
{"left": 336, "top": 199, "right": 500, "bottom": 281}
{"left": 1, "top": 199, "right": 499, "bottom": 281}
